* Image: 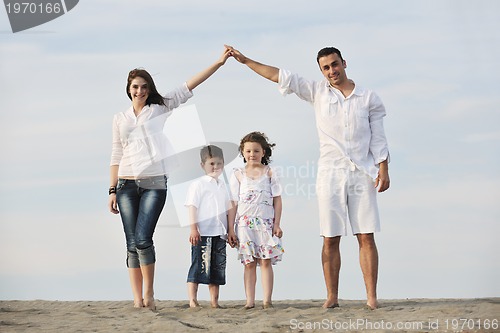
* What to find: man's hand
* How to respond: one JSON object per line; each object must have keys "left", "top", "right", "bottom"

{"left": 224, "top": 44, "right": 279, "bottom": 82}
{"left": 375, "top": 160, "right": 390, "bottom": 192}
{"left": 225, "top": 45, "right": 247, "bottom": 64}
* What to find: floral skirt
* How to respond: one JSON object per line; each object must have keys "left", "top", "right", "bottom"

{"left": 235, "top": 216, "right": 284, "bottom": 265}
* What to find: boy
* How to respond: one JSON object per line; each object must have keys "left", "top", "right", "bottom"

{"left": 185, "top": 145, "right": 235, "bottom": 308}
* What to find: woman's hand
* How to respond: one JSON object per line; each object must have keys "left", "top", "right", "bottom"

{"left": 186, "top": 46, "right": 233, "bottom": 91}
{"left": 108, "top": 194, "right": 119, "bottom": 214}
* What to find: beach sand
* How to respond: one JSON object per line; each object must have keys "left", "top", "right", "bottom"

{"left": 1, "top": 298, "right": 499, "bottom": 332}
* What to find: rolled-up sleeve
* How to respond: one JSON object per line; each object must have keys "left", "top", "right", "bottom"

{"left": 368, "top": 93, "right": 390, "bottom": 164}
{"left": 163, "top": 82, "right": 194, "bottom": 111}
{"left": 278, "top": 69, "right": 316, "bottom": 103}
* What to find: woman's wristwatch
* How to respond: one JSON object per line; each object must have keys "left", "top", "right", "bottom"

{"left": 109, "top": 186, "right": 117, "bottom": 195}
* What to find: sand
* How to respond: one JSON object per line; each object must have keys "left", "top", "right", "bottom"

{"left": 1, "top": 298, "right": 499, "bottom": 332}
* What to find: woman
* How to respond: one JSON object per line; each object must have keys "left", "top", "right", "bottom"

{"left": 108, "top": 47, "right": 231, "bottom": 309}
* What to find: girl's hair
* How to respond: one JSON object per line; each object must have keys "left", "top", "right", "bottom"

{"left": 126, "top": 68, "right": 166, "bottom": 106}
{"left": 239, "top": 131, "right": 276, "bottom": 165}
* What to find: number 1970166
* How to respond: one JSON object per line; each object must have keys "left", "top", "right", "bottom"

{"left": 6, "top": 2, "right": 62, "bottom": 14}
{"left": 444, "top": 318, "right": 498, "bottom": 330}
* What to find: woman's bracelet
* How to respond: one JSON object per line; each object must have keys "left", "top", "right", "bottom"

{"left": 109, "top": 186, "right": 117, "bottom": 195}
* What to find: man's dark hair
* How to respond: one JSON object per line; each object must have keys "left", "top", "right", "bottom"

{"left": 316, "top": 47, "right": 344, "bottom": 64}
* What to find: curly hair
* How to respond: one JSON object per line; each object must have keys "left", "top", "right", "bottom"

{"left": 239, "top": 131, "right": 276, "bottom": 165}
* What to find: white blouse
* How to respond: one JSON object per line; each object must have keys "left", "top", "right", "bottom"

{"left": 110, "top": 83, "right": 193, "bottom": 178}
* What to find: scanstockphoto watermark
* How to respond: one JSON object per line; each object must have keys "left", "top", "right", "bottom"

{"left": 289, "top": 318, "right": 499, "bottom": 331}
{"left": 290, "top": 318, "right": 426, "bottom": 331}
{"left": 3, "top": 0, "right": 79, "bottom": 33}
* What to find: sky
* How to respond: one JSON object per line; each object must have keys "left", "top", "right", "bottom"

{"left": 0, "top": 0, "right": 499, "bottom": 302}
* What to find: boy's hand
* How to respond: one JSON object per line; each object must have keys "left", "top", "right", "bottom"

{"left": 227, "top": 231, "right": 238, "bottom": 248}
{"left": 189, "top": 230, "right": 201, "bottom": 246}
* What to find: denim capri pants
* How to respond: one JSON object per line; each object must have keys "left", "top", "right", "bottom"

{"left": 116, "top": 176, "right": 167, "bottom": 268}
{"left": 187, "top": 236, "right": 227, "bottom": 285}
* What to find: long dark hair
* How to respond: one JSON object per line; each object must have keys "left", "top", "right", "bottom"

{"left": 239, "top": 131, "right": 276, "bottom": 165}
{"left": 126, "top": 68, "right": 166, "bottom": 106}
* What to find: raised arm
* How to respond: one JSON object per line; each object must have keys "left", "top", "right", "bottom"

{"left": 186, "top": 46, "right": 232, "bottom": 91}
{"left": 226, "top": 45, "right": 279, "bottom": 83}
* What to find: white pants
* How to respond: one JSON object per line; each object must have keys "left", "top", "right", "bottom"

{"left": 316, "top": 166, "right": 380, "bottom": 237}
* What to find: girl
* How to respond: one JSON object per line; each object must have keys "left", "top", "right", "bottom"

{"left": 228, "top": 131, "right": 284, "bottom": 309}
{"left": 108, "top": 46, "right": 232, "bottom": 310}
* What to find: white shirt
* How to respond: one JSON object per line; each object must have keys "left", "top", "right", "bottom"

{"left": 184, "top": 175, "right": 230, "bottom": 237}
{"left": 278, "top": 69, "right": 390, "bottom": 179}
{"left": 110, "top": 83, "right": 193, "bottom": 178}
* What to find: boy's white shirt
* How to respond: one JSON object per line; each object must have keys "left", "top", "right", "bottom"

{"left": 184, "top": 175, "right": 230, "bottom": 239}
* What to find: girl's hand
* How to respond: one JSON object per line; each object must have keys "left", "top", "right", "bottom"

{"left": 273, "top": 225, "right": 283, "bottom": 238}
{"left": 108, "top": 194, "right": 119, "bottom": 214}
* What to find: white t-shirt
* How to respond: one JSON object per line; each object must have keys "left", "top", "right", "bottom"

{"left": 184, "top": 175, "right": 230, "bottom": 237}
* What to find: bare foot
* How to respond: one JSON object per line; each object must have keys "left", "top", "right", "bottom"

{"left": 322, "top": 300, "right": 340, "bottom": 309}
{"left": 190, "top": 300, "right": 201, "bottom": 308}
{"left": 262, "top": 302, "right": 274, "bottom": 309}
{"left": 243, "top": 303, "right": 255, "bottom": 309}
{"left": 144, "top": 297, "right": 156, "bottom": 311}
{"left": 133, "top": 300, "right": 144, "bottom": 308}
{"left": 366, "top": 300, "right": 379, "bottom": 310}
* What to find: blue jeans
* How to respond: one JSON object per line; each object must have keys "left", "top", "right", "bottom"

{"left": 187, "top": 236, "right": 227, "bottom": 285}
{"left": 116, "top": 176, "right": 167, "bottom": 268}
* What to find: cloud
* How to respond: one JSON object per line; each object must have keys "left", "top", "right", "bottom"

{"left": 461, "top": 131, "right": 500, "bottom": 143}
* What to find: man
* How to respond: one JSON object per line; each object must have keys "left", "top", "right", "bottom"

{"left": 227, "top": 45, "right": 390, "bottom": 309}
